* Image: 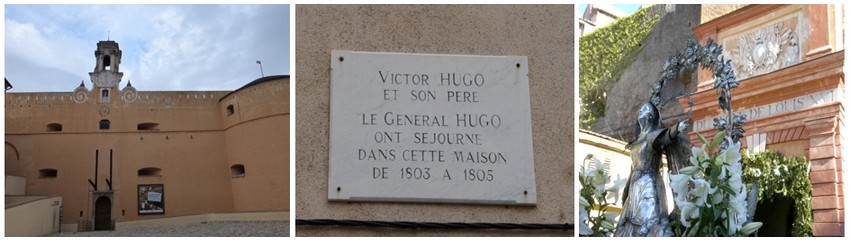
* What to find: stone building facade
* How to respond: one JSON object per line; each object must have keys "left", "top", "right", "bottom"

{"left": 685, "top": 4, "right": 845, "bottom": 236}
{"left": 5, "top": 41, "right": 290, "bottom": 232}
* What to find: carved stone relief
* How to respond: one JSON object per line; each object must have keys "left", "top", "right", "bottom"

{"left": 122, "top": 84, "right": 139, "bottom": 104}
{"left": 727, "top": 19, "right": 800, "bottom": 80}
{"left": 73, "top": 85, "right": 89, "bottom": 104}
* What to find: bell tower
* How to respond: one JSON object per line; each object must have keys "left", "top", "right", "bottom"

{"left": 89, "top": 41, "right": 123, "bottom": 102}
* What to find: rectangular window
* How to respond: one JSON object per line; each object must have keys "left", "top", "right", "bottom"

{"left": 101, "top": 89, "right": 109, "bottom": 102}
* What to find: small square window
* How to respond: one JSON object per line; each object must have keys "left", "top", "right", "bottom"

{"left": 226, "top": 105, "right": 235, "bottom": 116}
{"left": 101, "top": 89, "right": 110, "bottom": 102}
{"left": 100, "top": 119, "right": 110, "bottom": 130}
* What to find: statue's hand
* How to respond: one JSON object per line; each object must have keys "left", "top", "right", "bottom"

{"left": 677, "top": 121, "right": 689, "bottom": 132}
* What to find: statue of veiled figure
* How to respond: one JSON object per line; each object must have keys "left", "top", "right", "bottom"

{"left": 614, "top": 101, "right": 689, "bottom": 237}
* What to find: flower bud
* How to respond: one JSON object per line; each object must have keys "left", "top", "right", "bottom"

{"left": 679, "top": 166, "right": 700, "bottom": 175}
{"left": 600, "top": 220, "right": 616, "bottom": 230}
{"left": 740, "top": 222, "right": 763, "bottom": 236}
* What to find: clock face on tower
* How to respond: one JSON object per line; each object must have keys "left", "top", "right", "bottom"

{"left": 94, "top": 71, "right": 117, "bottom": 87}
{"left": 93, "top": 71, "right": 120, "bottom": 88}
{"left": 99, "top": 105, "right": 111, "bottom": 117}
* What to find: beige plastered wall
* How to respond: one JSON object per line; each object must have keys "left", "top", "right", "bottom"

{"left": 5, "top": 196, "right": 62, "bottom": 236}
{"left": 221, "top": 79, "right": 291, "bottom": 212}
{"left": 5, "top": 77, "right": 290, "bottom": 228}
{"left": 296, "top": 5, "right": 574, "bottom": 236}
{"left": 701, "top": 4, "right": 749, "bottom": 24}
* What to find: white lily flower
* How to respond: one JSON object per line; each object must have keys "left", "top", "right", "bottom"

{"left": 723, "top": 141, "right": 742, "bottom": 165}
{"left": 690, "top": 145, "right": 708, "bottom": 166}
{"left": 670, "top": 174, "right": 690, "bottom": 196}
{"left": 679, "top": 202, "right": 699, "bottom": 228}
{"left": 691, "top": 178, "right": 715, "bottom": 206}
{"left": 593, "top": 158, "right": 608, "bottom": 173}
{"left": 606, "top": 176, "right": 626, "bottom": 201}
{"left": 728, "top": 189, "right": 748, "bottom": 218}
{"left": 728, "top": 172, "right": 744, "bottom": 193}
{"left": 711, "top": 192, "right": 724, "bottom": 206}
{"left": 579, "top": 196, "right": 592, "bottom": 235}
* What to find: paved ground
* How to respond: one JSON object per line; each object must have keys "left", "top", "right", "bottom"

{"left": 48, "top": 221, "right": 289, "bottom": 237}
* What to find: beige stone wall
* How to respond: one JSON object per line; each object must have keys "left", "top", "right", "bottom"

{"left": 221, "top": 79, "right": 291, "bottom": 212}
{"left": 5, "top": 90, "right": 228, "bottom": 133}
{"left": 4, "top": 130, "right": 235, "bottom": 224}
{"left": 701, "top": 4, "right": 748, "bottom": 24}
{"left": 5, "top": 76, "right": 290, "bottom": 227}
{"left": 5, "top": 175, "right": 26, "bottom": 195}
{"left": 5, "top": 196, "right": 62, "bottom": 236}
{"left": 296, "top": 5, "right": 574, "bottom": 236}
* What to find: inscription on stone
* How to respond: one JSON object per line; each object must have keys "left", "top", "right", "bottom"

{"left": 694, "top": 88, "right": 839, "bottom": 131}
{"left": 328, "top": 50, "right": 536, "bottom": 205}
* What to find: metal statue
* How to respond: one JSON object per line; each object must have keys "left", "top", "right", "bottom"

{"left": 614, "top": 101, "right": 688, "bottom": 237}
{"left": 614, "top": 38, "right": 756, "bottom": 237}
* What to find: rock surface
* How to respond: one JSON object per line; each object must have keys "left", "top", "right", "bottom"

{"left": 592, "top": 4, "right": 702, "bottom": 142}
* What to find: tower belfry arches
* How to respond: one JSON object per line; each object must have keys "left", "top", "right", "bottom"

{"left": 89, "top": 41, "right": 123, "bottom": 89}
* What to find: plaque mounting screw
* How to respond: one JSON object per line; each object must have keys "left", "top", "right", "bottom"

{"left": 523, "top": 190, "right": 528, "bottom": 195}
{"left": 339, "top": 56, "right": 344, "bottom": 62}
{"left": 516, "top": 63, "right": 521, "bottom": 68}
{"left": 337, "top": 187, "right": 341, "bottom": 191}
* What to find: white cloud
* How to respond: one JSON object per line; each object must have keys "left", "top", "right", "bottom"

{"left": 4, "top": 4, "right": 290, "bottom": 92}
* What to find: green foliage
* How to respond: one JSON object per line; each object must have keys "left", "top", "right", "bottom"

{"left": 579, "top": 6, "right": 660, "bottom": 129}
{"left": 742, "top": 151, "right": 813, "bottom": 236}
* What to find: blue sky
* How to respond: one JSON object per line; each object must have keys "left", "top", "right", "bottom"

{"left": 578, "top": 4, "right": 643, "bottom": 16}
{"left": 4, "top": 4, "right": 290, "bottom": 92}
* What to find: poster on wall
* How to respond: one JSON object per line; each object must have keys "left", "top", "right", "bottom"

{"left": 138, "top": 184, "right": 164, "bottom": 215}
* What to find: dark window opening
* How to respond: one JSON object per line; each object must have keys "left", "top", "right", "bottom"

{"left": 39, "top": 169, "right": 58, "bottom": 178}
{"left": 99, "top": 119, "right": 110, "bottom": 130}
{"left": 47, "top": 123, "right": 63, "bottom": 132}
{"left": 101, "top": 89, "right": 109, "bottom": 102}
{"left": 104, "top": 55, "right": 111, "bottom": 70}
{"left": 226, "top": 105, "right": 235, "bottom": 116}
{"left": 138, "top": 167, "right": 162, "bottom": 177}
{"left": 231, "top": 164, "right": 245, "bottom": 178}
{"left": 137, "top": 123, "right": 160, "bottom": 131}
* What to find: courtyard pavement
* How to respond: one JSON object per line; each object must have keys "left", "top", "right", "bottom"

{"left": 47, "top": 221, "right": 289, "bottom": 237}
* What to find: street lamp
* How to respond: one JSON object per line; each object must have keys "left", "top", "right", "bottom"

{"left": 256, "top": 60, "right": 265, "bottom": 77}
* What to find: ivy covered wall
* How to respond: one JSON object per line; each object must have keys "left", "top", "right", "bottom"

{"left": 742, "top": 151, "right": 813, "bottom": 236}
{"left": 579, "top": 7, "right": 659, "bottom": 129}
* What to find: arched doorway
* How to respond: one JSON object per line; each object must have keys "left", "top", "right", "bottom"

{"left": 94, "top": 196, "right": 112, "bottom": 230}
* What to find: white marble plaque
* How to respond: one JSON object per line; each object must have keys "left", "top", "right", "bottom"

{"left": 328, "top": 50, "right": 536, "bottom": 205}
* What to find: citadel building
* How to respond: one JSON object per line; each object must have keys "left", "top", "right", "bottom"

{"left": 5, "top": 40, "right": 290, "bottom": 235}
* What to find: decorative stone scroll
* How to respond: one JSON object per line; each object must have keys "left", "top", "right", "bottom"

{"left": 122, "top": 82, "right": 139, "bottom": 104}
{"left": 73, "top": 83, "right": 89, "bottom": 104}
